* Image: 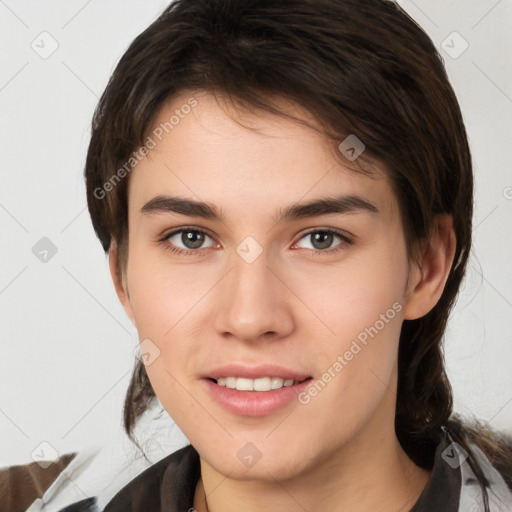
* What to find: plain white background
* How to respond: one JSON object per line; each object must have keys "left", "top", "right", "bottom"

{"left": 1, "top": 0, "right": 511, "bottom": 468}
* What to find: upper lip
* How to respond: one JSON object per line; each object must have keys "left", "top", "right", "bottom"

{"left": 203, "top": 364, "right": 312, "bottom": 382}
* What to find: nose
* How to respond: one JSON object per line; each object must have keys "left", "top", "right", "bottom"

{"left": 213, "top": 247, "right": 295, "bottom": 344}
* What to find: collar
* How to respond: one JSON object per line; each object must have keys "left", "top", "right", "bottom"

{"left": 409, "top": 426, "right": 461, "bottom": 512}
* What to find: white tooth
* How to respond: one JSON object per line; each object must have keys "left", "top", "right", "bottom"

{"left": 235, "top": 377, "right": 254, "bottom": 391}
{"left": 225, "top": 376, "right": 237, "bottom": 388}
{"left": 217, "top": 376, "right": 296, "bottom": 390}
{"left": 253, "top": 377, "right": 272, "bottom": 391}
{"left": 271, "top": 377, "right": 284, "bottom": 389}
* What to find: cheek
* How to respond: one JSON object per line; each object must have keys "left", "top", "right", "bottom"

{"left": 290, "top": 241, "right": 408, "bottom": 341}
{"left": 297, "top": 270, "right": 404, "bottom": 382}
{"left": 125, "top": 258, "right": 209, "bottom": 423}
{"left": 126, "top": 245, "right": 214, "bottom": 336}
{"left": 124, "top": 248, "right": 221, "bottom": 398}
{"left": 289, "top": 237, "right": 408, "bottom": 403}
{"left": 292, "top": 276, "right": 405, "bottom": 442}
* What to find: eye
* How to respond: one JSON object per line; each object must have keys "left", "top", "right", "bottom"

{"left": 294, "top": 228, "right": 352, "bottom": 253}
{"left": 160, "top": 228, "right": 216, "bottom": 255}
{"left": 159, "top": 227, "right": 352, "bottom": 256}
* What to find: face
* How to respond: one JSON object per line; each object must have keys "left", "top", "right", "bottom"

{"left": 113, "top": 90, "right": 420, "bottom": 481}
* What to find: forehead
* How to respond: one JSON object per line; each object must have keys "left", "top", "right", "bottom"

{"left": 128, "top": 90, "right": 398, "bottom": 222}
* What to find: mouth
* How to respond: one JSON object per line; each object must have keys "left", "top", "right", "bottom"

{"left": 202, "top": 375, "right": 314, "bottom": 416}
{"left": 201, "top": 363, "right": 314, "bottom": 415}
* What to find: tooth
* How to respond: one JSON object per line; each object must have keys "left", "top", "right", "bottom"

{"left": 214, "top": 376, "right": 301, "bottom": 390}
{"left": 225, "top": 376, "right": 237, "bottom": 388}
{"left": 271, "top": 377, "right": 284, "bottom": 389}
{"left": 253, "top": 377, "right": 272, "bottom": 391}
{"left": 235, "top": 377, "right": 254, "bottom": 391}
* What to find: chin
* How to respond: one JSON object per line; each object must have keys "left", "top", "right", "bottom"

{"left": 206, "top": 445, "right": 314, "bottom": 482}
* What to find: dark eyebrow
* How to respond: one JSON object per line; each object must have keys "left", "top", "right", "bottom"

{"left": 140, "top": 196, "right": 226, "bottom": 221}
{"left": 139, "top": 194, "right": 379, "bottom": 223}
{"left": 273, "top": 194, "right": 379, "bottom": 223}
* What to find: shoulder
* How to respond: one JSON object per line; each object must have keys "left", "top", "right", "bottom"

{"left": 102, "top": 444, "right": 199, "bottom": 512}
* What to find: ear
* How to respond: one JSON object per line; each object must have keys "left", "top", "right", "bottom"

{"left": 108, "top": 239, "right": 136, "bottom": 327}
{"left": 403, "top": 214, "right": 456, "bottom": 320}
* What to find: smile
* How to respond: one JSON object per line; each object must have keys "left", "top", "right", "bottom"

{"left": 202, "top": 376, "right": 314, "bottom": 416}
{"left": 212, "top": 376, "right": 307, "bottom": 391}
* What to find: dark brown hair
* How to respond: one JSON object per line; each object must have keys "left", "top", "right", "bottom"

{"left": 84, "top": 0, "right": 511, "bottom": 507}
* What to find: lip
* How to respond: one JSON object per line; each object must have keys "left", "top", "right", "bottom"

{"left": 201, "top": 378, "right": 313, "bottom": 416}
{"left": 202, "top": 363, "right": 311, "bottom": 382}
{"left": 200, "top": 364, "right": 313, "bottom": 416}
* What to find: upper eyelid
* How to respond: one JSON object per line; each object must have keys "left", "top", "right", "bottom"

{"left": 298, "top": 227, "right": 352, "bottom": 239}
{"left": 163, "top": 226, "right": 216, "bottom": 242}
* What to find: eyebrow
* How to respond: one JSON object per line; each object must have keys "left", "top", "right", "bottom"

{"left": 140, "top": 194, "right": 379, "bottom": 223}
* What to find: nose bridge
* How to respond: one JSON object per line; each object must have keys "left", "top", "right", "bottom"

{"left": 214, "top": 240, "right": 293, "bottom": 341}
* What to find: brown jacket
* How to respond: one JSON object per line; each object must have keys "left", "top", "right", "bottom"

{"left": 0, "top": 453, "right": 76, "bottom": 512}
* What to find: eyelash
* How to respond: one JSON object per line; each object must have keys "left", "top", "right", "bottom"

{"left": 158, "top": 226, "right": 353, "bottom": 257}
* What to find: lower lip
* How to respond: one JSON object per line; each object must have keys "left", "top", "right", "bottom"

{"left": 201, "top": 378, "right": 313, "bottom": 417}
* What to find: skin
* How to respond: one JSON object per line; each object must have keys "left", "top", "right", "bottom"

{"left": 109, "top": 90, "right": 456, "bottom": 512}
